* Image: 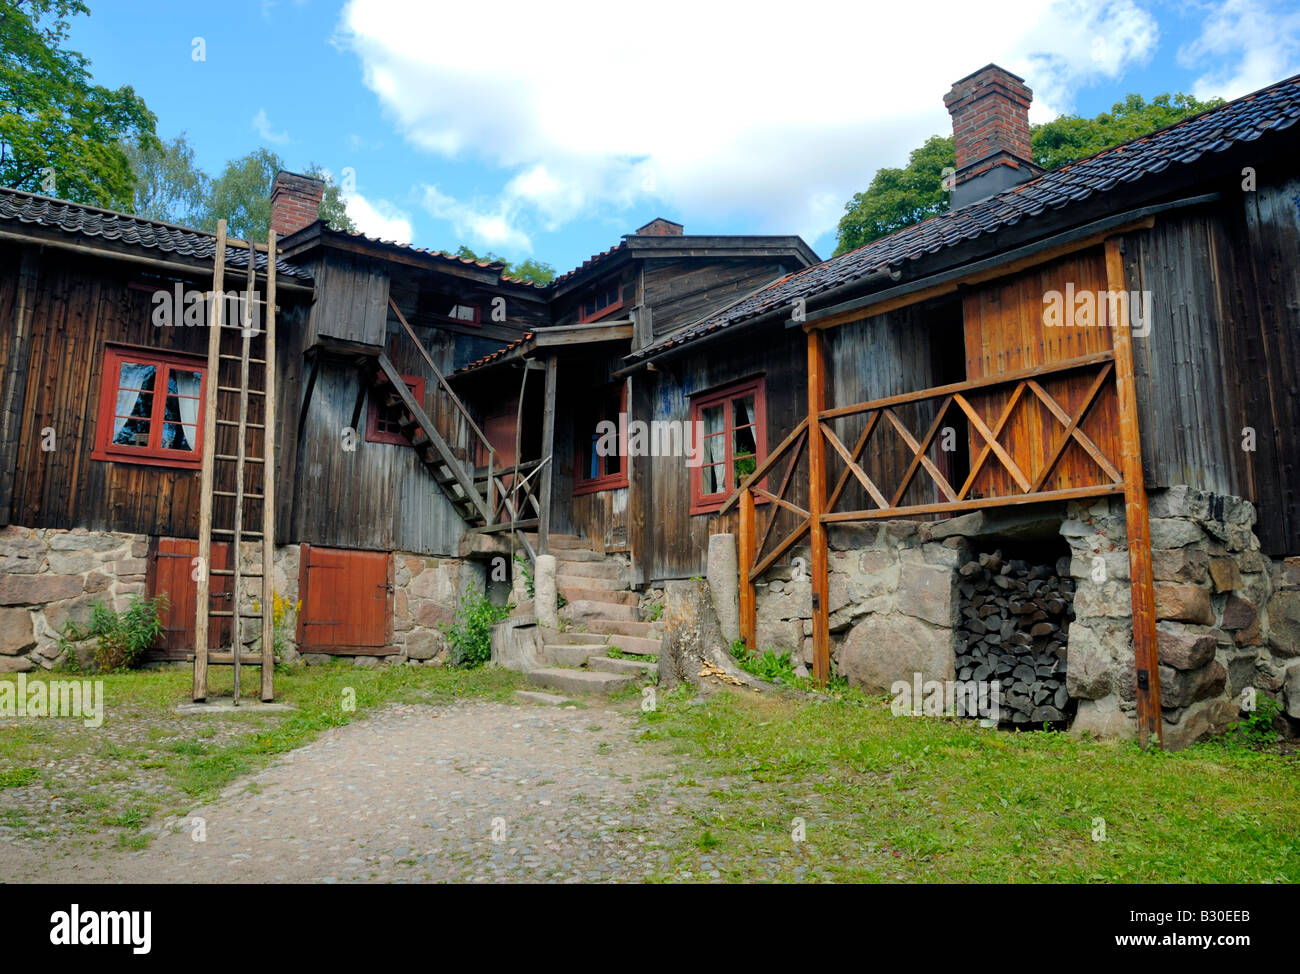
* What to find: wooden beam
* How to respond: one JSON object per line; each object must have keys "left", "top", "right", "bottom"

{"left": 718, "top": 417, "right": 808, "bottom": 515}
{"left": 193, "top": 220, "right": 228, "bottom": 702}
{"left": 806, "top": 330, "right": 830, "bottom": 685}
{"left": 1106, "top": 236, "right": 1163, "bottom": 748}
{"left": 0, "top": 246, "right": 40, "bottom": 523}
{"left": 538, "top": 356, "right": 558, "bottom": 555}
{"left": 822, "top": 483, "right": 1123, "bottom": 522}
{"left": 533, "top": 322, "right": 634, "bottom": 346}
{"left": 738, "top": 489, "right": 757, "bottom": 650}
{"left": 260, "top": 228, "right": 278, "bottom": 703}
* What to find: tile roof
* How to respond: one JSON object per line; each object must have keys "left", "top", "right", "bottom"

{"left": 0, "top": 187, "right": 314, "bottom": 280}
{"left": 551, "top": 243, "right": 625, "bottom": 286}
{"left": 454, "top": 332, "right": 534, "bottom": 374}
{"left": 627, "top": 70, "right": 1300, "bottom": 363}
{"left": 307, "top": 225, "right": 549, "bottom": 287}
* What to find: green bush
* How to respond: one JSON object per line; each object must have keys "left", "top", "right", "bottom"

{"left": 444, "top": 587, "right": 510, "bottom": 669}
{"left": 1230, "top": 695, "right": 1283, "bottom": 750}
{"left": 62, "top": 595, "right": 168, "bottom": 671}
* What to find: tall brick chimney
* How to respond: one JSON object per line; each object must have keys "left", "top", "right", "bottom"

{"left": 269, "top": 170, "right": 325, "bottom": 238}
{"left": 944, "top": 65, "right": 1040, "bottom": 208}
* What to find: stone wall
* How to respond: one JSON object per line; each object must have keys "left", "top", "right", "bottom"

{"left": 0, "top": 524, "right": 490, "bottom": 671}
{"left": 745, "top": 488, "right": 1298, "bottom": 747}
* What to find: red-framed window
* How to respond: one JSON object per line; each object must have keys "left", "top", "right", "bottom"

{"left": 690, "top": 376, "right": 767, "bottom": 515}
{"left": 92, "top": 344, "right": 207, "bottom": 469}
{"left": 367, "top": 373, "right": 426, "bottom": 446}
{"left": 574, "top": 381, "right": 628, "bottom": 495}
{"left": 578, "top": 279, "right": 623, "bottom": 322}
{"left": 446, "top": 302, "right": 480, "bottom": 325}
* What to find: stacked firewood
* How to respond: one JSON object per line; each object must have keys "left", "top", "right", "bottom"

{"left": 955, "top": 550, "right": 1075, "bottom": 725}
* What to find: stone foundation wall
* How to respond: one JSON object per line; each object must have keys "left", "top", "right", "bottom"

{"left": 746, "top": 488, "right": 1299, "bottom": 747}
{"left": 0, "top": 525, "right": 492, "bottom": 671}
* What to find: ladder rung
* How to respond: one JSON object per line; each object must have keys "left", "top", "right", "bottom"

{"left": 208, "top": 611, "right": 264, "bottom": 618}
{"left": 215, "top": 420, "right": 265, "bottom": 429}
{"left": 219, "top": 354, "right": 266, "bottom": 364}
{"left": 211, "top": 529, "right": 263, "bottom": 537}
{"left": 203, "top": 292, "right": 269, "bottom": 306}
{"left": 215, "top": 454, "right": 264, "bottom": 463}
{"left": 209, "top": 569, "right": 264, "bottom": 577}
{"left": 200, "top": 653, "right": 269, "bottom": 666}
{"left": 218, "top": 386, "right": 267, "bottom": 396}
{"left": 213, "top": 490, "right": 265, "bottom": 500}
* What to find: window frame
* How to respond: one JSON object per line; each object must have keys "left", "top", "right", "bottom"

{"left": 577, "top": 279, "right": 624, "bottom": 323}
{"left": 689, "top": 376, "right": 768, "bottom": 516}
{"left": 367, "top": 373, "right": 426, "bottom": 446}
{"left": 92, "top": 343, "right": 208, "bottom": 470}
{"left": 573, "top": 380, "right": 629, "bottom": 496}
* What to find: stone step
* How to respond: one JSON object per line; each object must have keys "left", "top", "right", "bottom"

{"left": 599, "top": 634, "right": 661, "bottom": 657}
{"left": 540, "top": 643, "right": 608, "bottom": 667}
{"left": 543, "top": 631, "right": 606, "bottom": 645}
{"left": 515, "top": 690, "right": 572, "bottom": 706}
{"left": 586, "top": 619, "right": 659, "bottom": 638}
{"left": 523, "top": 533, "right": 589, "bottom": 550}
{"left": 556, "top": 574, "right": 627, "bottom": 594}
{"left": 562, "top": 600, "right": 639, "bottom": 622}
{"left": 526, "top": 667, "right": 634, "bottom": 695}
{"left": 553, "top": 560, "right": 625, "bottom": 580}
{"left": 547, "top": 549, "right": 608, "bottom": 563}
{"left": 559, "top": 586, "right": 638, "bottom": 606}
{"left": 587, "top": 656, "right": 658, "bottom": 678}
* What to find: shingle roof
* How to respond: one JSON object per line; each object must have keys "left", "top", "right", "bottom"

{"left": 455, "top": 332, "right": 534, "bottom": 373}
{"left": 0, "top": 187, "right": 313, "bottom": 280}
{"left": 627, "top": 70, "right": 1300, "bottom": 363}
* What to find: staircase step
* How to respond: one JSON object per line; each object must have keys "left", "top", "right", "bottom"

{"left": 586, "top": 619, "right": 659, "bottom": 638}
{"left": 540, "top": 643, "right": 608, "bottom": 667}
{"left": 547, "top": 549, "right": 608, "bottom": 563}
{"left": 562, "top": 600, "right": 639, "bottom": 622}
{"left": 547, "top": 631, "right": 607, "bottom": 645}
{"left": 559, "top": 586, "right": 638, "bottom": 607}
{"left": 554, "top": 560, "right": 625, "bottom": 580}
{"left": 527, "top": 667, "right": 634, "bottom": 695}
{"left": 588, "top": 656, "right": 658, "bottom": 678}
{"left": 599, "top": 634, "right": 661, "bottom": 657}
{"left": 556, "top": 573, "right": 626, "bottom": 592}
{"left": 523, "top": 533, "right": 589, "bottom": 550}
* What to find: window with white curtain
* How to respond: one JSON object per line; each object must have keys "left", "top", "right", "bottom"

{"left": 95, "top": 345, "right": 206, "bottom": 468}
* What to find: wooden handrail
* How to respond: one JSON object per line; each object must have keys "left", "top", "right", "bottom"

{"left": 717, "top": 416, "right": 808, "bottom": 516}
{"left": 818, "top": 349, "right": 1115, "bottom": 421}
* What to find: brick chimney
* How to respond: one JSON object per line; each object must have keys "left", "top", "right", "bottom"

{"left": 944, "top": 65, "right": 1040, "bottom": 208}
{"left": 634, "top": 217, "right": 684, "bottom": 236}
{"left": 269, "top": 170, "right": 325, "bottom": 238}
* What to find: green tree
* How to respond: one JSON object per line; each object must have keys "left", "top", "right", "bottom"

{"left": 453, "top": 244, "right": 556, "bottom": 285}
{"left": 198, "top": 149, "right": 355, "bottom": 238}
{"left": 121, "top": 131, "right": 207, "bottom": 224}
{"left": 834, "top": 92, "right": 1224, "bottom": 255}
{"left": 0, "top": 0, "right": 158, "bottom": 208}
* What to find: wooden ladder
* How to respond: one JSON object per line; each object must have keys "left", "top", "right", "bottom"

{"left": 192, "top": 219, "right": 278, "bottom": 703}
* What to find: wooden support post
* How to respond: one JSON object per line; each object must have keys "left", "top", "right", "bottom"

{"left": 1106, "top": 237, "right": 1163, "bottom": 747}
{"left": 194, "top": 220, "right": 227, "bottom": 702}
{"left": 738, "top": 488, "right": 757, "bottom": 650}
{"left": 0, "top": 246, "right": 40, "bottom": 524}
{"left": 538, "top": 356, "right": 558, "bottom": 556}
{"left": 806, "top": 329, "right": 831, "bottom": 685}
{"left": 260, "top": 229, "right": 278, "bottom": 703}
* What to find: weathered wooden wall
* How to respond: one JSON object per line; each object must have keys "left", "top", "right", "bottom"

{"left": 642, "top": 257, "right": 796, "bottom": 337}
{"left": 0, "top": 246, "right": 289, "bottom": 537}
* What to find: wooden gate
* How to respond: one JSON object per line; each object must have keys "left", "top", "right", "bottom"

{"left": 296, "top": 545, "right": 393, "bottom": 654}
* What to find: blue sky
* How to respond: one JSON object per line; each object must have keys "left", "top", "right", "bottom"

{"left": 71, "top": 0, "right": 1300, "bottom": 272}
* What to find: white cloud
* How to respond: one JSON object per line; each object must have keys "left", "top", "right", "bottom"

{"left": 337, "top": 0, "right": 1162, "bottom": 247}
{"left": 1179, "top": 0, "right": 1300, "bottom": 101}
{"left": 344, "top": 193, "right": 414, "bottom": 244}
{"left": 419, "top": 185, "right": 531, "bottom": 251}
{"left": 251, "top": 108, "right": 289, "bottom": 146}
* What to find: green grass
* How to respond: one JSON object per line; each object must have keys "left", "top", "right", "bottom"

{"left": 635, "top": 686, "right": 1300, "bottom": 883}
{"left": 0, "top": 663, "right": 522, "bottom": 849}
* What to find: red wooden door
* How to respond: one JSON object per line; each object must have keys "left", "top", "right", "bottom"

{"left": 146, "top": 537, "right": 231, "bottom": 659}
{"left": 297, "top": 545, "right": 392, "bottom": 654}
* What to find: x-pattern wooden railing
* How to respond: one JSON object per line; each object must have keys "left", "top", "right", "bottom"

{"left": 819, "top": 350, "right": 1123, "bottom": 522}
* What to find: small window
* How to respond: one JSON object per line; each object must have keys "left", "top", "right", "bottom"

{"left": 690, "top": 377, "right": 767, "bottom": 515}
{"left": 574, "top": 382, "right": 628, "bottom": 495}
{"left": 448, "top": 303, "right": 479, "bottom": 323}
{"left": 367, "top": 373, "right": 426, "bottom": 445}
{"left": 578, "top": 280, "right": 623, "bottom": 322}
{"left": 92, "top": 344, "right": 207, "bottom": 469}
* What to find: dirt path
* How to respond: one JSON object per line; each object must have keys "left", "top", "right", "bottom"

{"left": 1, "top": 700, "right": 702, "bottom": 883}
